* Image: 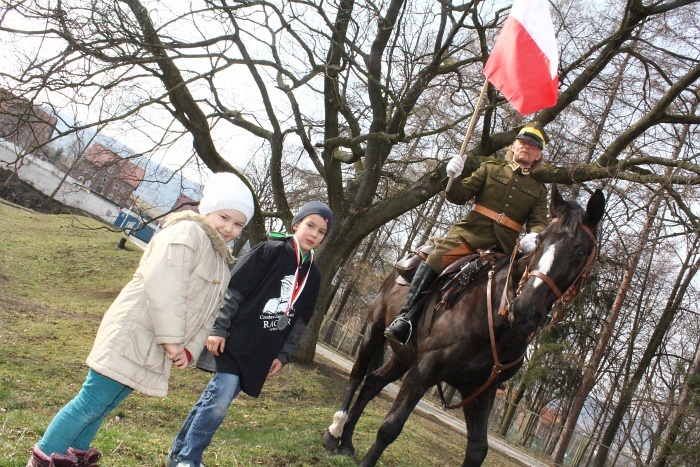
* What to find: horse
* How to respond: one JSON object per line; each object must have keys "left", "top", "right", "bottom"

{"left": 321, "top": 187, "right": 605, "bottom": 466}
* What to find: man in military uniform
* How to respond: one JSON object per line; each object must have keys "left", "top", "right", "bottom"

{"left": 384, "top": 122, "right": 550, "bottom": 345}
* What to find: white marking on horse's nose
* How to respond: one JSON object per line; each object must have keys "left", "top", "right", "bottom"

{"left": 532, "top": 245, "right": 556, "bottom": 289}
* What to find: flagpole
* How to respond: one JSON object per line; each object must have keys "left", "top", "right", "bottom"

{"left": 445, "top": 79, "right": 489, "bottom": 192}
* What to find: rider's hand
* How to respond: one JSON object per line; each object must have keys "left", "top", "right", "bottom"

{"left": 446, "top": 155, "right": 465, "bottom": 178}
{"left": 520, "top": 232, "right": 538, "bottom": 253}
{"left": 206, "top": 335, "right": 226, "bottom": 356}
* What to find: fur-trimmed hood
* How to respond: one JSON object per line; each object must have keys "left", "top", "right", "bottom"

{"left": 161, "top": 211, "right": 234, "bottom": 264}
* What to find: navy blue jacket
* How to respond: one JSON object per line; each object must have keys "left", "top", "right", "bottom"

{"left": 200, "top": 237, "right": 319, "bottom": 397}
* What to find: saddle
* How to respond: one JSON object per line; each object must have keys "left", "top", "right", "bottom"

{"left": 394, "top": 239, "right": 435, "bottom": 285}
{"left": 395, "top": 240, "right": 502, "bottom": 308}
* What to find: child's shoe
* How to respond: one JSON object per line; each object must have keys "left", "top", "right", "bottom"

{"left": 26, "top": 444, "right": 78, "bottom": 467}
{"left": 67, "top": 447, "right": 101, "bottom": 466}
{"left": 49, "top": 454, "right": 79, "bottom": 467}
{"left": 26, "top": 445, "right": 50, "bottom": 467}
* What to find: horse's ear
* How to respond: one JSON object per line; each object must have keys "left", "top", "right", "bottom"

{"left": 586, "top": 189, "right": 605, "bottom": 226}
{"left": 550, "top": 184, "right": 565, "bottom": 216}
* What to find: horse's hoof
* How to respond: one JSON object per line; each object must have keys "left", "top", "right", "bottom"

{"left": 338, "top": 445, "right": 355, "bottom": 457}
{"left": 322, "top": 429, "right": 340, "bottom": 452}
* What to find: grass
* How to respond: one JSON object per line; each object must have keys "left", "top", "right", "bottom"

{"left": 0, "top": 201, "right": 525, "bottom": 466}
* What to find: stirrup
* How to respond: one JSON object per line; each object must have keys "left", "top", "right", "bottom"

{"left": 384, "top": 316, "right": 413, "bottom": 345}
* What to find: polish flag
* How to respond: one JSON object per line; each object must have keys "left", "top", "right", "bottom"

{"left": 483, "top": 0, "right": 559, "bottom": 115}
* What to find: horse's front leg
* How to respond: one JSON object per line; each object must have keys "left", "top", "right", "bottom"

{"left": 358, "top": 363, "right": 435, "bottom": 467}
{"left": 322, "top": 317, "right": 390, "bottom": 453}
{"left": 336, "top": 355, "right": 411, "bottom": 457}
{"left": 461, "top": 384, "right": 498, "bottom": 467}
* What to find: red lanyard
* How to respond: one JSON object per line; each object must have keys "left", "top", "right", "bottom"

{"left": 285, "top": 237, "right": 313, "bottom": 315}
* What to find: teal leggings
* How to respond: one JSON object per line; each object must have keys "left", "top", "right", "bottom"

{"left": 38, "top": 369, "right": 132, "bottom": 455}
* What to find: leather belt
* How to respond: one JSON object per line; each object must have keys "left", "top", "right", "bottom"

{"left": 473, "top": 204, "right": 524, "bottom": 233}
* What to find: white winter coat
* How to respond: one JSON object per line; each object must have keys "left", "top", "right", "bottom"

{"left": 87, "top": 211, "right": 233, "bottom": 397}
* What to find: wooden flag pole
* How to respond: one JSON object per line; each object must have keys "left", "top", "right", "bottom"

{"left": 445, "top": 79, "right": 489, "bottom": 192}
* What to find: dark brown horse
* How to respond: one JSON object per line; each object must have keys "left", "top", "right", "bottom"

{"left": 321, "top": 187, "right": 605, "bottom": 466}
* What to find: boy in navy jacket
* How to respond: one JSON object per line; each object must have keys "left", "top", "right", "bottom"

{"left": 168, "top": 201, "right": 333, "bottom": 467}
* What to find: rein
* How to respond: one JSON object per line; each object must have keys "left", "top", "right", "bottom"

{"left": 437, "top": 224, "right": 599, "bottom": 410}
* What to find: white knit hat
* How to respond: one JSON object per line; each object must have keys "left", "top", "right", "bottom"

{"left": 198, "top": 172, "right": 255, "bottom": 226}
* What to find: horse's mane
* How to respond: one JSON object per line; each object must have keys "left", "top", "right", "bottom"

{"left": 550, "top": 200, "right": 584, "bottom": 237}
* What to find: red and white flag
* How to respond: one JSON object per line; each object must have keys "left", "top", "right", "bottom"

{"left": 483, "top": 0, "right": 559, "bottom": 115}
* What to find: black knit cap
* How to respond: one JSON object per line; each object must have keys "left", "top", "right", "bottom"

{"left": 292, "top": 201, "right": 333, "bottom": 235}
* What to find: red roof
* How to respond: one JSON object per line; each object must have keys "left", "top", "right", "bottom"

{"left": 173, "top": 193, "right": 198, "bottom": 213}
{"left": 84, "top": 143, "right": 145, "bottom": 188}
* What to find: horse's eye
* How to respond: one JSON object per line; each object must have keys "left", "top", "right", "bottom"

{"left": 576, "top": 249, "right": 587, "bottom": 258}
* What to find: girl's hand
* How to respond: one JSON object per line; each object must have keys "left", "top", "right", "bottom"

{"left": 170, "top": 351, "right": 189, "bottom": 369}
{"left": 268, "top": 358, "right": 283, "bottom": 376}
{"left": 206, "top": 336, "right": 226, "bottom": 356}
{"left": 162, "top": 343, "right": 188, "bottom": 370}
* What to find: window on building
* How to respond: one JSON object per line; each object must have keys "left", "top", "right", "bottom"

{"left": 107, "top": 193, "right": 113, "bottom": 200}
{"left": 120, "top": 187, "right": 125, "bottom": 193}
{"left": 115, "top": 197, "right": 121, "bottom": 203}
{"left": 83, "top": 166, "right": 89, "bottom": 173}
{"left": 78, "top": 176, "right": 84, "bottom": 182}
{"left": 85, "top": 180, "right": 92, "bottom": 187}
{"left": 113, "top": 182, "right": 120, "bottom": 190}
{"left": 108, "top": 166, "right": 115, "bottom": 174}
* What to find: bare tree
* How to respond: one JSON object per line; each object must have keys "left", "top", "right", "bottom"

{"left": 1, "top": 0, "right": 699, "bottom": 362}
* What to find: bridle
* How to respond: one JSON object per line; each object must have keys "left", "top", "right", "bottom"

{"left": 438, "top": 222, "right": 599, "bottom": 410}
{"left": 513, "top": 224, "right": 598, "bottom": 317}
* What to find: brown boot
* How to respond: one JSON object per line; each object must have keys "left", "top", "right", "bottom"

{"left": 26, "top": 445, "right": 78, "bottom": 467}
{"left": 49, "top": 453, "right": 79, "bottom": 467}
{"left": 26, "top": 445, "right": 51, "bottom": 467}
{"left": 67, "top": 447, "right": 102, "bottom": 466}
{"left": 384, "top": 261, "right": 439, "bottom": 345}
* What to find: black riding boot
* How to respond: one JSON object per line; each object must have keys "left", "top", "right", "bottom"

{"left": 384, "top": 261, "right": 439, "bottom": 345}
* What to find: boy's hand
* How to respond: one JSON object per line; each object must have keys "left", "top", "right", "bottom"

{"left": 206, "top": 336, "right": 226, "bottom": 356}
{"left": 162, "top": 343, "right": 188, "bottom": 370}
{"left": 268, "top": 358, "right": 283, "bottom": 376}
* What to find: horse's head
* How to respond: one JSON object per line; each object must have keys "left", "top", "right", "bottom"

{"left": 509, "top": 186, "right": 605, "bottom": 340}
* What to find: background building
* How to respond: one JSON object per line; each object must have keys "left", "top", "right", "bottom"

{"left": 172, "top": 193, "right": 198, "bottom": 213}
{"left": 72, "top": 142, "right": 146, "bottom": 208}
{"left": 0, "top": 89, "right": 57, "bottom": 153}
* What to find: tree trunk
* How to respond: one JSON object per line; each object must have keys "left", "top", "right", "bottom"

{"left": 651, "top": 340, "right": 700, "bottom": 467}
{"left": 552, "top": 194, "right": 661, "bottom": 464}
{"left": 499, "top": 380, "right": 527, "bottom": 437}
{"left": 591, "top": 242, "right": 700, "bottom": 466}
{"left": 1, "top": 160, "right": 23, "bottom": 190}
{"left": 322, "top": 282, "right": 355, "bottom": 343}
{"left": 591, "top": 106, "right": 700, "bottom": 467}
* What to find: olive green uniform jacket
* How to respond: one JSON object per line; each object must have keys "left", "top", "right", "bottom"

{"left": 428, "top": 161, "right": 548, "bottom": 271}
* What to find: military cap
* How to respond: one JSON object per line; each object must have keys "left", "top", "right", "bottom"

{"left": 515, "top": 122, "right": 549, "bottom": 149}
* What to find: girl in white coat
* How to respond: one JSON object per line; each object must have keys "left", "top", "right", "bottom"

{"left": 27, "top": 172, "right": 255, "bottom": 467}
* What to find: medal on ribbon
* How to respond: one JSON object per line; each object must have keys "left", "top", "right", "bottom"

{"left": 277, "top": 237, "right": 313, "bottom": 331}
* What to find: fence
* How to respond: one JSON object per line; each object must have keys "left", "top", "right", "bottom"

{"left": 318, "top": 314, "right": 648, "bottom": 466}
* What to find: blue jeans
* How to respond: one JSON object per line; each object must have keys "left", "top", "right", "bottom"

{"left": 169, "top": 372, "right": 241, "bottom": 464}
{"left": 38, "top": 369, "right": 132, "bottom": 455}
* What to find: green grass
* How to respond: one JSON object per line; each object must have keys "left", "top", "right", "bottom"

{"left": 0, "top": 202, "right": 524, "bottom": 466}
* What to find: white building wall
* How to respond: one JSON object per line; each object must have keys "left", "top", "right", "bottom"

{"left": 0, "top": 140, "right": 120, "bottom": 223}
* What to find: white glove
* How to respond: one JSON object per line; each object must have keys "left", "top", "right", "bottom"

{"left": 446, "top": 154, "right": 465, "bottom": 178}
{"left": 520, "top": 232, "right": 538, "bottom": 253}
